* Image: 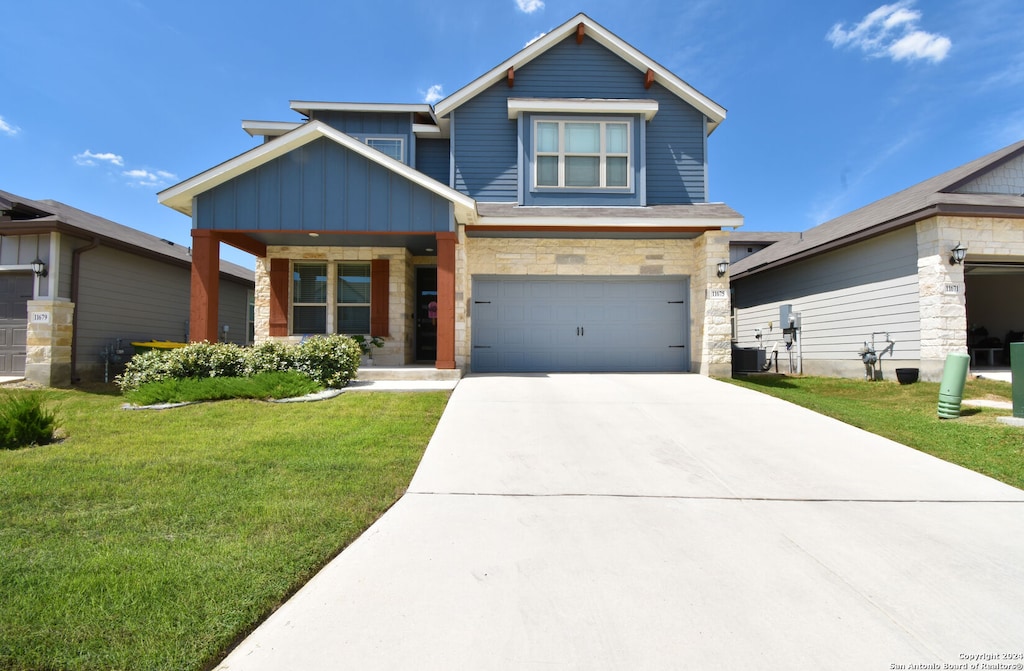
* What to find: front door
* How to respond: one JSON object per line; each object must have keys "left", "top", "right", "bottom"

{"left": 415, "top": 267, "right": 438, "bottom": 362}
{"left": 0, "top": 273, "right": 33, "bottom": 375}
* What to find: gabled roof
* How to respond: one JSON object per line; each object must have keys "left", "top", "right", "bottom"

{"left": 0, "top": 189, "right": 254, "bottom": 283}
{"left": 158, "top": 120, "right": 478, "bottom": 224}
{"left": 433, "top": 13, "right": 727, "bottom": 134}
{"left": 731, "top": 139, "right": 1024, "bottom": 280}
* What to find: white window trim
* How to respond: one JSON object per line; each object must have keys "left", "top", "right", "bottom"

{"left": 364, "top": 137, "right": 406, "bottom": 163}
{"left": 290, "top": 261, "right": 373, "bottom": 336}
{"left": 532, "top": 117, "right": 633, "bottom": 192}
{"left": 336, "top": 262, "right": 372, "bottom": 336}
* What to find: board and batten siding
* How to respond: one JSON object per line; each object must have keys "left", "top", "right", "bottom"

{"left": 195, "top": 138, "right": 452, "bottom": 234}
{"left": 310, "top": 111, "right": 414, "bottom": 164}
{"left": 733, "top": 227, "right": 921, "bottom": 374}
{"left": 451, "top": 34, "right": 707, "bottom": 204}
{"left": 72, "top": 245, "right": 251, "bottom": 381}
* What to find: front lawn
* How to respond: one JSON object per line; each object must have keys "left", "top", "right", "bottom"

{"left": 0, "top": 387, "right": 449, "bottom": 671}
{"left": 726, "top": 375, "right": 1023, "bottom": 490}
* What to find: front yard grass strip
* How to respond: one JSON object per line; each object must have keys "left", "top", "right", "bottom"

{"left": 726, "top": 375, "right": 1023, "bottom": 491}
{"left": 0, "top": 388, "right": 449, "bottom": 671}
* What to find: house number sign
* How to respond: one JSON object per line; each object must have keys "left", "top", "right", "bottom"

{"left": 943, "top": 283, "right": 962, "bottom": 295}
{"left": 31, "top": 312, "right": 51, "bottom": 324}
{"left": 708, "top": 289, "right": 728, "bottom": 299}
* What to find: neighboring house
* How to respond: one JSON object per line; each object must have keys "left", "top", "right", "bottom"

{"left": 158, "top": 14, "right": 742, "bottom": 376}
{"left": 730, "top": 140, "right": 1024, "bottom": 381}
{"left": 0, "top": 189, "right": 255, "bottom": 386}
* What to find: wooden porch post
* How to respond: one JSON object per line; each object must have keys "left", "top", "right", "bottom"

{"left": 435, "top": 232, "right": 458, "bottom": 369}
{"left": 190, "top": 230, "right": 220, "bottom": 343}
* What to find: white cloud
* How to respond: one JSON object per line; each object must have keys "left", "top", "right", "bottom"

{"left": 123, "top": 168, "right": 176, "bottom": 187}
{"left": 74, "top": 150, "right": 125, "bottom": 167}
{"left": 525, "top": 32, "right": 547, "bottom": 47}
{"left": 515, "top": 0, "right": 543, "bottom": 14}
{"left": 827, "top": 1, "right": 950, "bottom": 64}
{"left": 422, "top": 84, "right": 444, "bottom": 104}
{"left": 156, "top": 170, "right": 178, "bottom": 180}
{"left": 0, "top": 116, "right": 20, "bottom": 137}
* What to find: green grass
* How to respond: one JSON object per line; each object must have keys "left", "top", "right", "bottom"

{"left": 123, "top": 370, "right": 323, "bottom": 405}
{"left": 726, "top": 375, "right": 1024, "bottom": 490}
{"left": 0, "top": 387, "right": 449, "bottom": 671}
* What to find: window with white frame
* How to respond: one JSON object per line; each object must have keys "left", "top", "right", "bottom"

{"left": 292, "top": 263, "right": 328, "bottom": 334}
{"left": 534, "top": 119, "right": 631, "bottom": 190}
{"left": 365, "top": 137, "right": 405, "bottom": 163}
{"left": 291, "top": 262, "right": 372, "bottom": 335}
{"left": 336, "top": 263, "right": 371, "bottom": 334}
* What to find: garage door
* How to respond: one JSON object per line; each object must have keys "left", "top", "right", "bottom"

{"left": 0, "top": 273, "right": 32, "bottom": 375}
{"left": 471, "top": 276, "right": 689, "bottom": 373}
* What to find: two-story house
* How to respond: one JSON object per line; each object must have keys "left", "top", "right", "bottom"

{"left": 158, "top": 14, "right": 742, "bottom": 376}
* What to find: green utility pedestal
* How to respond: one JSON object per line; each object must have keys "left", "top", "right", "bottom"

{"left": 937, "top": 352, "right": 971, "bottom": 419}
{"left": 1012, "top": 343, "right": 1023, "bottom": 419}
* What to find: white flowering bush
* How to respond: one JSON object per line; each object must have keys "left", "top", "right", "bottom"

{"left": 116, "top": 336, "right": 362, "bottom": 391}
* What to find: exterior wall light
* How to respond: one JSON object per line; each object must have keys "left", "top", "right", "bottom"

{"left": 30, "top": 258, "right": 48, "bottom": 277}
{"left": 716, "top": 261, "right": 729, "bottom": 277}
{"left": 950, "top": 242, "right": 967, "bottom": 265}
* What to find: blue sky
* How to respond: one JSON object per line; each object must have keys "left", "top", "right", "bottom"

{"left": 2, "top": 0, "right": 1022, "bottom": 268}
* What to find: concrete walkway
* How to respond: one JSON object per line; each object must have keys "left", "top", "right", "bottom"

{"left": 215, "top": 374, "right": 1024, "bottom": 670}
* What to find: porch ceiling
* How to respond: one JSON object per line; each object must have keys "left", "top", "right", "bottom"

{"left": 220, "top": 231, "right": 443, "bottom": 256}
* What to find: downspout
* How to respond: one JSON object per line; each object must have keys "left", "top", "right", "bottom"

{"left": 69, "top": 238, "right": 100, "bottom": 384}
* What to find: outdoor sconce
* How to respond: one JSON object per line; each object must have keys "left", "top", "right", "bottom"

{"left": 30, "top": 258, "right": 47, "bottom": 278}
{"left": 716, "top": 261, "right": 729, "bottom": 277}
{"left": 950, "top": 242, "right": 967, "bottom": 265}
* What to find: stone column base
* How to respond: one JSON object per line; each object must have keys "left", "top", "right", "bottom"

{"left": 25, "top": 300, "right": 75, "bottom": 387}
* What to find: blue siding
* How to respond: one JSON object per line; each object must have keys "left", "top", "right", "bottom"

{"left": 311, "top": 111, "right": 413, "bottom": 164}
{"left": 416, "top": 138, "right": 452, "bottom": 186}
{"left": 451, "top": 35, "right": 707, "bottom": 204}
{"left": 196, "top": 138, "right": 452, "bottom": 233}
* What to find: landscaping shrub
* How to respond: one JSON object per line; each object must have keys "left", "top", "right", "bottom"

{"left": 0, "top": 391, "right": 59, "bottom": 449}
{"left": 124, "top": 371, "right": 322, "bottom": 405}
{"left": 243, "top": 340, "right": 296, "bottom": 376}
{"left": 293, "top": 335, "right": 361, "bottom": 388}
{"left": 116, "top": 337, "right": 361, "bottom": 391}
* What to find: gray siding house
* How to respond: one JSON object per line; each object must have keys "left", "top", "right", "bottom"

{"left": 0, "top": 190, "right": 254, "bottom": 385}
{"left": 731, "top": 140, "right": 1024, "bottom": 381}
{"left": 159, "top": 14, "right": 743, "bottom": 376}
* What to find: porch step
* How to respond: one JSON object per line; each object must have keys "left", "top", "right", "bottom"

{"left": 356, "top": 365, "right": 463, "bottom": 382}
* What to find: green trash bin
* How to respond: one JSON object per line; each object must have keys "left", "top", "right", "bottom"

{"left": 937, "top": 352, "right": 971, "bottom": 419}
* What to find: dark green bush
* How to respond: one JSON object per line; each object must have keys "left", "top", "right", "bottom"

{"left": 0, "top": 392, "right": 59, "bottom": 449}
{"left": 293, "top": 335, "right": 361, "bottom": 388}
{"left": 124, "top": 371, "right": 322, "bottom": 405}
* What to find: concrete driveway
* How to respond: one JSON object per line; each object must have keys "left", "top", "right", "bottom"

{"left": 216, "top": 374, "right": 1024, "bottom": 670}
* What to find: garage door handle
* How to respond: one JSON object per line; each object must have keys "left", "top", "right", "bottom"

{"left": 474, "top": 301, "right": 491, "bottom": 304}
{"left": 667, "top": 300, "right": 685, "bottom": 304}
{"left": 473, "top": 345, "right": 492, "bottom": 349}
{"left": 669, "top": 345, "right": 686, "bottom": 348}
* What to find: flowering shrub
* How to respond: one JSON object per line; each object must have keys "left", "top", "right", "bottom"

{"left": 116, "top": 336, "right": 362, "bottom": 391}
{"left": 293, "top": 335, "right": 361, "bottom": 388}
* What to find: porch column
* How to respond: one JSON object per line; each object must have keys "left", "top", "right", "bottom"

{"left": 190, "top": 230, "right": 220, "bottom": 343}
{"left": 435, "top": 232, "right": 458, "bottom": 369}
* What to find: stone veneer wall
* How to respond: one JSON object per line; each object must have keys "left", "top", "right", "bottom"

{"left": 254, "top": 246, "right": 413, "bottom": 366}
{"left": 916, "top": 215, "right": 1024, "bottom": 380}
{"left": 25, "top": 299, "right": 75, "bottom": 387}
{"left": 458, "top": 232, "right": 731, "bottom": 375}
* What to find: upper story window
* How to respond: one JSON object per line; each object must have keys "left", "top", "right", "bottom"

{"left": 534, "top": 119, "right": 631, "bottom": 190}
{"left": 365, "top": 137, "right": 405, "bottom": 163}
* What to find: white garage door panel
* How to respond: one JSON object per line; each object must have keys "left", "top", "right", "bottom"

{"left": 471, "top": 276, "right": 689, "bottom": 373}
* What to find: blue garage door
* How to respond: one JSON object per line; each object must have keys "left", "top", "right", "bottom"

{"left": 471, "top": 276, "right": 689, "bottom": 373}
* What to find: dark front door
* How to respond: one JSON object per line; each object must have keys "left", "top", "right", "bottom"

{"left": 0, "top": 273, "right": 32, "bottom": 375}
{"left": 416, "top": 267, "right": 438, "bottom": 362}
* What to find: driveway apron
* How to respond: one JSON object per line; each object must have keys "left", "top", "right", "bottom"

{"left": 216, "top": 374, "right": 1024, "bottom": 670}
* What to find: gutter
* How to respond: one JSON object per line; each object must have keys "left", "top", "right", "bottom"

{"left": 731, "top": 203, "right": 1024, "bottom": 281}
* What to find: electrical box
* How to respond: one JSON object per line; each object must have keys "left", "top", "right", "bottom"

{"left": 780, "top": 304, "right": 793, "bottom": 328}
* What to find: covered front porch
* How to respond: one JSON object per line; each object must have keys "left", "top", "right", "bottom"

{"left": 189, "top": 230, "right": 460, "bottom": 370}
